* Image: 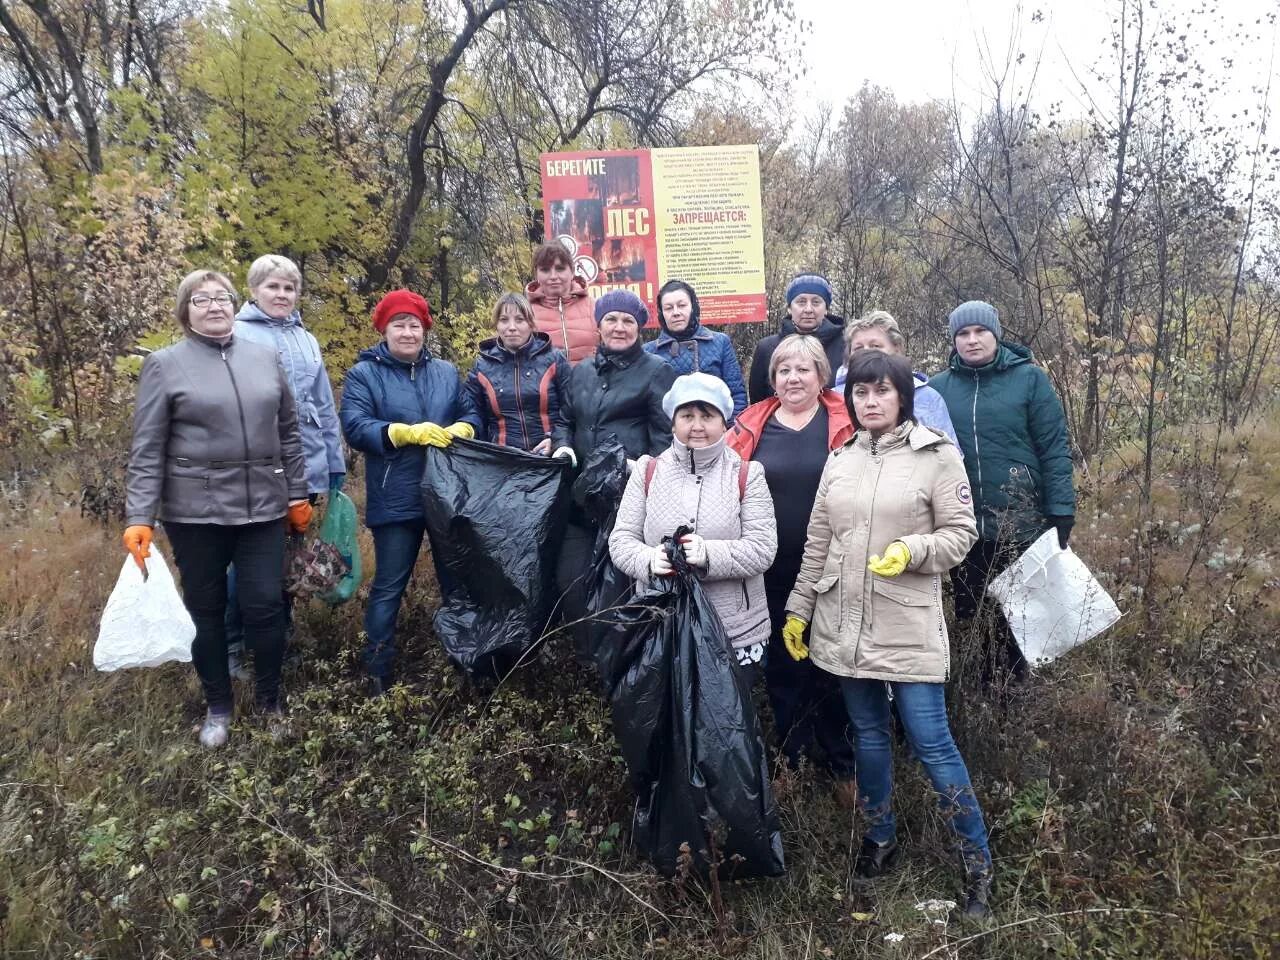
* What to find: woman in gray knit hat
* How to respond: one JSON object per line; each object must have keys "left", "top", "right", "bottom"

{"left": 929, "top": 300, "right": 1076, "bottom": 688}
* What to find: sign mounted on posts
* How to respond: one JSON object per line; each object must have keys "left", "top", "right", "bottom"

{"left": 539, "top": 145, "right": 767, "bottom": 324}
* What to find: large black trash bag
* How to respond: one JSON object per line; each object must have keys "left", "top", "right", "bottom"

{"left": 605, "top": 527, "right": 785, "bottom": 879}
{"left": 422, "top": 439, "right": 571, "bottom": 681}
{"left": 570, "top": 440, "right": 633, "bottom": 682}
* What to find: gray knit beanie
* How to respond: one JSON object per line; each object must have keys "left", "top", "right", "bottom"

{"left": 947, "top": 300, "right": 1002, "bottom": 340}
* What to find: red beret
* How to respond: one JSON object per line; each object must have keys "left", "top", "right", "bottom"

{"left": 372, "top": 289, "right": 433, "bottom": 332}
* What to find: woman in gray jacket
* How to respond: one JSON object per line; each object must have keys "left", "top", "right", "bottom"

{"left": 609, "top": 373, "right": 777, "bottom": 673}
{"left": 123, "top": 269, "right": 311, "bottom": 748}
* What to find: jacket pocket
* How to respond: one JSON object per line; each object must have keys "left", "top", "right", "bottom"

{"left": 811, "top": 572, "right": 842, "bottom": 641}
{"left": 163, "top": 462, "right": 212, "bottom": 519}
{"left": 869, "top": 578, "right": 931, "bottom": 648}
{"left": 246, "top": 462, "right": 288, "bottom": 517}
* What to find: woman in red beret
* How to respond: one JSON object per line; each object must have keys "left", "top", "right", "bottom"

{"left": 339, "top": 290, "right": 481, "bottom": 693}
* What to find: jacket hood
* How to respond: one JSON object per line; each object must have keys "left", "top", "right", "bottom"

{"left": 236, "top": 301, "right": 302, "bottom": 328}
{"left": 851, "top": 419, "right": 944, "bottom": 453}
{"left": 655, "top": 280, "right": 701, "bottom": 339}
{"left": 526, "top": 275, "right": 589, "bottom": 307}
{"left": 779, "top": 314, "right": 846, "bottom": 346}
{"left": 947, "top": 340, "right": 1033, "bottom": 375}
{"left": 358, "top": 339, "right": 432, "bottom": 369}
{"left": 478, "top": 330, "right": 553, "bottom": 362}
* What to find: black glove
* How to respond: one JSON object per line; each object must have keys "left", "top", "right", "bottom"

{"left": 1047, "top": 515, "right": 1074, "bottom": 550}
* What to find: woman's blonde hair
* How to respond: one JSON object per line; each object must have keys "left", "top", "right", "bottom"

{"left": 174, "top": 269, "right": 237, "bottom": 330}
{"left": 246, "top": 254, "right": 302, "bottom": 291}
{"left": 492, "top": 292, "right": 534, "bottom": 327}
{"left": 844, "top": 309, "right": 906, "bottom": 355}
{"left": 769, "top": 333, "right": 831, "bottom": 387}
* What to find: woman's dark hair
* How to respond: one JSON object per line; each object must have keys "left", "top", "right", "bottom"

{"left": 673, "top": 400, "right": 726, "bottom": 424}
{"left": 531, "top": 241, "right": 573, "bottom": 273}
{"left": 657, "top": 279, "right": 701, "bottom": 326}
{"left": 843, "top": 349, "right": 915, "bottom": 427}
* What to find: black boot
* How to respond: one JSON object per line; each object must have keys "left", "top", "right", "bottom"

{"left": 962, "top": 872, "right": 994, "bottom": 920}
{"left": 853, "top": 837, "right": 900, "bottom": 879}
{"left": 369, "top": 670, "right": 397, "bottom": 697}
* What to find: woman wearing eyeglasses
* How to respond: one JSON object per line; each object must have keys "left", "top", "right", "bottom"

{"left": 123, "top": 269, "right": 311, "bottom": 748}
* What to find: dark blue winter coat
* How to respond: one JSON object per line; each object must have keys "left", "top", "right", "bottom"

{"left": 644, "top": 328, "right": 748, "bottom": 417}
{"left": 339, "top": 341, "right": 481, "bottom": 528}
{"left": 465, "top": 332, "right": 573, "bottom": 451}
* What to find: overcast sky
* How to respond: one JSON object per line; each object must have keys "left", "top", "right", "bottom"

{"left": 789, "top": 0, "right": 1278, "bottom": 130}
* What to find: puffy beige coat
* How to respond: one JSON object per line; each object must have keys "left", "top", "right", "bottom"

{"left": 785, "top": 422, "right": 977, "bottom": 683}
{"left": 609, "top": 436, "right": 777, "bottom": 650}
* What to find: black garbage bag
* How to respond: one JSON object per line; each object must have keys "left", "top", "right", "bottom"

{"left": 422, "top": 439, "right": 571, "bottom": 681}
{"left": 604, "top": 527, "right": 785, "bottom": 879}
{"left": 570, "top": 440, "right": 634, "bottom": 681}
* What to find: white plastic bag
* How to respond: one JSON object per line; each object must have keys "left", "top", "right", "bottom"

{"left": 986, "top": 528, "right": 1121, "bottom": 666}
{"left": 94, "top": 548, "right": 195, "bottom": 671}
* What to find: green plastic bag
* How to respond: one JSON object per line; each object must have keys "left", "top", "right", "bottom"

{"left": 319, "top": 490, "right": 362, "bottom": 604}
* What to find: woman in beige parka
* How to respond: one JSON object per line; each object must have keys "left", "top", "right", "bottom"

{"left": 609, "top": 372, "right": 777, "bottom": 675}
{"left": 783, "top": 350, "right": 994, "bottom": 920}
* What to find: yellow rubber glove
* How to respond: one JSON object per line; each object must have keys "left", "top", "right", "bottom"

{"left": 867, "top": 540, "right": 912, "bottom": 578}
{"left": 782, "top": 615, "right": 809, "bottom": 661}
{"left": 413, "top": 422, "right": 453, "bottom": 447}
{"left": 445, "top": 421, "right": 475, "bottom": 440}
{"left": 387, "top": 422, "right": 416, "bottom": 448}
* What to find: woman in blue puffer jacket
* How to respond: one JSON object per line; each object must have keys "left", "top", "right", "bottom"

{"left": 339, "top": 289, "right": 481, "bottom": 693}
{"left": 644, "top": 279, "right": 748, "bottom": 419}
{"left": 225, "top": 255, "right": 346, "bottom": 677}
{"left": 465, "top": 292, "right": 576, "bottom": 463}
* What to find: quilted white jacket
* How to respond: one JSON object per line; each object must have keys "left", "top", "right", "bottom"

{"left": 608, "top": 436, "right": 777, "bottom": 649}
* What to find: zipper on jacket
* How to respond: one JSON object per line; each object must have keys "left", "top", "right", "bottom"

{"left": 970, "top": 370, "right": 983, "bottom": 532}
{"left": 514, "top": 354, "right": 529, "bottom": 449}
{"left": 558, "top": 299, "right": 569, "bottom": 354}
{"left": 381, "top": 462, "right": 392, "bottom": 488}
{"left": 221, "top": 345, "right": 255, "bottom": 520}
{"left": 741, "top": 581, "right": 750, "bottom": 609}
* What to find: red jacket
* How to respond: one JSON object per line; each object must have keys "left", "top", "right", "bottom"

{"left": 526, "top": 276, "right": 597, "bottom": 364}
{"left": 726, "top": 389, "right": 853, "bottom": 460}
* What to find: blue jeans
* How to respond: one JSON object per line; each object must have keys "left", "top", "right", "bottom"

{"left": 364, "top": 521, "right": 427, "bottom": 678}
{"left": 839, "top": 678, "right": 992, "bottom": 877}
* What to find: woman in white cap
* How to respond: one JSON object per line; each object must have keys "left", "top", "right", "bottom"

{"left": 608, "top": 373, "right": 777, "bottom": 674}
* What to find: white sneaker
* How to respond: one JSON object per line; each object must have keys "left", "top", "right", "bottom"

{"left": 199, "top": 711, "right": 231, "bottom": 749}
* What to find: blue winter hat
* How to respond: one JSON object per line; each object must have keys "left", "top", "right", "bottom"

{"left": 594, "top": 289, "right": 649, "bottom": 328}
{"left": 948, "top": 300, "right": 1002, "bottom": 340}
{"left": 662, "top": 372, "right": 734, "bottom": 423}
{"left": 785, "top": 273, "right": 833, "bottom": 307}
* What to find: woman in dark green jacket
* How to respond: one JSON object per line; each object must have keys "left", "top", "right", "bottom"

{"left": 929, "top": 300, "right": 1075, "bottom": 686}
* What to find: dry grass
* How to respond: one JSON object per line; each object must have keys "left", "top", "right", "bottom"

{"left": 1, "top": 413, "right": 1278, "bottom": 958}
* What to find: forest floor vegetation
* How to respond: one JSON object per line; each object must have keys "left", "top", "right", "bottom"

{"left": 1, "top": 413, "right": 1278, "bottom": 958}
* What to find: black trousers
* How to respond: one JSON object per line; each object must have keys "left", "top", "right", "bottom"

{"left": 165, "top": 519, "right": 287, "bottom": 712}
{"left": 763, "top": 575, "right": 856, "bottom": 779}
{"left": 952, "top": 537, "right": 1031, "bottom": 685}
{"left": 554, "top": 520, "right": 596, "bottom": 643}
